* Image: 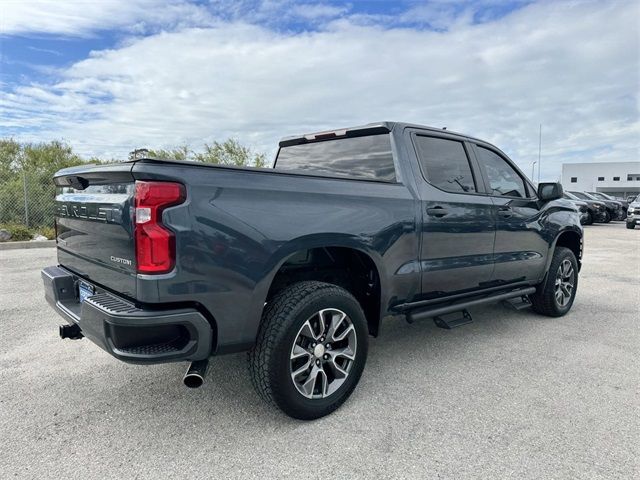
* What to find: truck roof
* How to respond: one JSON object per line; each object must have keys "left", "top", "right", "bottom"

{"left": 278, "top": 121, "right": 487, "bottom": 147}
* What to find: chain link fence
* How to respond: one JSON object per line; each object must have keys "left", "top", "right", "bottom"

{"left": 0, "top": 165, "right": 57, "bottom": 240}
{"left": 0, "top": 139, "right": 89, "bottom": 241}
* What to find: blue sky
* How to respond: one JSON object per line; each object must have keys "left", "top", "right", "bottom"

{"left": 2, "top": 1, "right": 529, "bottom": 90}
{"left": 1, "top": 0, "right": 638, "bottom": 180}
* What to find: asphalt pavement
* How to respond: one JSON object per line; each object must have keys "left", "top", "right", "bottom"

{"left": 1, "top": 222, "right": 638, "bottom": 479}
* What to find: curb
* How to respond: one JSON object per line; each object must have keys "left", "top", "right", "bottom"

{"left": 0, "top": 240, "right": 56, "bottom": 250}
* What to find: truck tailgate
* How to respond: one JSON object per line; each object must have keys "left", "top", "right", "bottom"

{"left": 54, "top": 163, "right": 137, "bottom": 298}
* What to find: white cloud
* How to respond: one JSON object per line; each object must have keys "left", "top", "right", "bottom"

{"left": 1, "top": 0, "right": 638, "bottom": 179}
{"left": 0, "top": 0, "right": 215, "bottom": 36}
{"left": 290, "top": 3, "right": 350, "bottom": 21}
{"left": 0, "top": 0, "right": 350, "bottom": 36}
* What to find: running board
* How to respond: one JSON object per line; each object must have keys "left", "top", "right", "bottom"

{"left": 406, "top": 287, "right": 537, "bottom": 324}
{"left": 502, "top": 295, "right": 533, "bottom": 311}
{"left": 433, "top": 310, "right": 473, "bottom": 329}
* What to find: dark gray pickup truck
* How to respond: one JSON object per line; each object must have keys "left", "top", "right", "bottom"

{"left": 42, "top": 122, "right": 583, "bottom": 419}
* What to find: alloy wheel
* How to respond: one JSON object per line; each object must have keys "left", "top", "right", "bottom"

{"left": 554, "top": 259, "right": 575, "bottom": 307}
{"left": 290, "top": 308, "right": 357, "bottom": 399}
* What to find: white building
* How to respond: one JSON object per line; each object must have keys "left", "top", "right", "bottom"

{"left": 561, "top": 161, "right": 640, "bottom": 198}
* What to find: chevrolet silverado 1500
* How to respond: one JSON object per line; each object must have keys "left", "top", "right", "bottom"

{"left": 42, "top": 122, "right": 583, "bottom": 419}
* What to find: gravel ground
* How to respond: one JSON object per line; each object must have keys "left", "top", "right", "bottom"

{"left": 1, "top": 223, "right": 638, "bottom": 479}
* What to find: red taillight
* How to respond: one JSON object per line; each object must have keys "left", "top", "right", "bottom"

{"left": 134, "top": 181, "right": 185, "bottom": 274}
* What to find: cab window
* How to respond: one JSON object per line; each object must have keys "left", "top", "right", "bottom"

{"left": 476, "top": 147, "right": 527, "bottom": 198}
{"left": 413, "top": 136, "right": 476, "bottom": 194}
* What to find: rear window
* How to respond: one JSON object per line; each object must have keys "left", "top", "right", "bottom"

{"left": 275, "top": 134, "right": 396, "bottom": 182}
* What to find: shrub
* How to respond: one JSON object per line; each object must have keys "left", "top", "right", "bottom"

{"left": 0, "top": 223, "right": 33, "bottom": 241}
{"left": 38, "top": 226, "right": 56, "bottom": 240}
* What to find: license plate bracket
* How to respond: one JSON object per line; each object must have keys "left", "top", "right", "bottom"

{"left": 78, "top": 281, "right": 95, "bottom": 303}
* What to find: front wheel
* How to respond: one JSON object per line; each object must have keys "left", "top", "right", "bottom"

{"left": 603, "top": 210, "right": 611, "bottom": 223}
{"left": 248, "top": 281, "right": 368, "bottom": 420}
{"left": 530, "top": 247, "right": 578, "bottom": 317}
{"left": 627, "top": 222, "right": 636, "bottom": 229}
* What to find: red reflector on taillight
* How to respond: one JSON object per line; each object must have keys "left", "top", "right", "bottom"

{"left": 134, "top": 181, "right": 185, "bottom": 274}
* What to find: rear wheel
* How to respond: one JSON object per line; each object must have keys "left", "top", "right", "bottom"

{"left": 530, "top": 247, "right": 578, "bottom": 317}
{"left": 248, "top": 281, "right": 368, "bottom": 420}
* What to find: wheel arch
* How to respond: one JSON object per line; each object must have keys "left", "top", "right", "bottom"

{"left": 546, "top": 227, "right": 583, "bottom": 275}
{"left": 256, "top": 236, "right": 387, "bottom": 337}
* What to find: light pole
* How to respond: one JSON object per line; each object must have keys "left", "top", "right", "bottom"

{"left": 537, "top": 124, "right": 542, "bottom": 184}
{"left": 531, "top": 161, "right": 537, "bottom": 183}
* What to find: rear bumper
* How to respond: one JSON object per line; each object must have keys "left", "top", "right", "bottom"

{"left": 41, "top": 266, "right": 213, "bottom": 364}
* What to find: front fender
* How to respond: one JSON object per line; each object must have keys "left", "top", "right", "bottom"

{"left": 543, "top": 223, "right": 583, "bottom": 278}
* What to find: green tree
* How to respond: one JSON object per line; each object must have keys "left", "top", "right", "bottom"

{"left": 146, "top": 145, "right": 191, "bottom": 161}
{"left": 148, "top": 139, "right": 267, "bottom": 168}
{"left": 0, "top": 139, "right": 88, "bottom": 227}
{"left": 194, "top": 139, "right": 267, "bottom": 168}
{"left": 0, "top": 139, "right": 21, "bottom": 179}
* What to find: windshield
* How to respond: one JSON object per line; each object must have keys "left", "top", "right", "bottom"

{"left": 569, "top": 191, "right": 592, "bottom": 200}
{"left": 588, "top": 192, "right": 611, "bottom": 200}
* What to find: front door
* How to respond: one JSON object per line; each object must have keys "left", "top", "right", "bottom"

{"left": 471, "top": 144, "right": 548, "bottom": 284}
{"left": 411, "top": 133, "right": 496, "bottom": 298}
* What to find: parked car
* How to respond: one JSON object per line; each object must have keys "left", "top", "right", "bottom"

{"left": 563, "top": 191, "right": 607, "bottom": 224}
{"left": 569, "top": 191, "right": 619, "bottom": 222}
{"left": 587, "top": 192, "right": 628, "bottom": 217}
{"left": 41, "top": 122, "right": 583, "bottom": 419}
{"left": 627, "top": 194, "right": 640, "bottom": 229}
{"left": 572, "top": 200, "right": 590, "bottom": 225}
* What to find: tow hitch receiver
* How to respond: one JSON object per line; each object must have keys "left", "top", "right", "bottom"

{"left": 59, "top": 323, "right": 84, "bottom": 340}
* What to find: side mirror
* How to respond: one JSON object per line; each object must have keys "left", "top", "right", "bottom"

{"left": 538, "top": 182, "right": 563, "bottom": 201}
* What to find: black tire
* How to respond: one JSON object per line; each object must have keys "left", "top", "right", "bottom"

{"left": 603, "top": 210, "right": 611, "bottom": 223}
{"left": 248, "top": 281, "right": 368, "bottom": 420}
{"left": 583, "top": 211, "right": 593, "bottom": 225}
{"left": 530, "top": 247, "right": 578, "bottom": 317}
{"left": 627, "top": 222, "right": 636, "bottom": 229}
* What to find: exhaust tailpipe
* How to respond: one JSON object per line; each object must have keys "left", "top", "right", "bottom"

{"left": 183, "top": 359, "right": 209, "bottom": 388}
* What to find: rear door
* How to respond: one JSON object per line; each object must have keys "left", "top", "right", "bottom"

{"left": 54, "top": 163, "right": 137, "bottom": 298}
{"left": 470, "top": 144, "right": 547, "bottom": 284}
{"left": 409, "top": 131, "right": 496, "bottom": 297}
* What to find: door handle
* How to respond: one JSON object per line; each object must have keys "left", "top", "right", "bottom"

{"left": 426, "top": 206, "right": 448, "bottom": 217}
{"left": 497, "top": 207, "right": 513, "bottom": 218}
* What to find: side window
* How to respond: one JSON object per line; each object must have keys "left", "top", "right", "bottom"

{"left": 476, "top": 147, "right": 527, "bottom": 198}
{"left": 414, "top": 136, "right": 476, "bottom": 193}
